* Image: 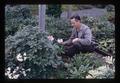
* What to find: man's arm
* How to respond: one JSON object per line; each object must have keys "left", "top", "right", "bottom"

{"left": 62, "top": 29, "right": 75, "bottom": 45}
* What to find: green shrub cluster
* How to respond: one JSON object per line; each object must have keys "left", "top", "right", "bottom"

{"left": 46, "top": 16, "right": 72, "bottom": 40}
{"left": 105, "top": 5, "right": 115, "bottom": 12}
{"left": 86, "top": 65, "right": 114, "bottom": 79}
{"left": 5, "top": 26, "right": 65, "bottom": 79}
{"left": 81, "top": 16, "right": 115, "bottom": 56}
{"left": 64, "top": 53, "right": 102, "bottom": 79}
{"left": 5, "top": 5, "right": 38, "bottom": 38}
{"left": 81, "top": 16, "right": 115, "bottom": 39}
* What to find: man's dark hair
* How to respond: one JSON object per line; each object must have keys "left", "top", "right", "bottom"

{"left": 70, "top": 15, "right": 81, "bottom": 21}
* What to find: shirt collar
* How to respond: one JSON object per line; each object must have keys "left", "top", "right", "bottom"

{"left": 76, "top": 23, "right": 83, "bottom": 32}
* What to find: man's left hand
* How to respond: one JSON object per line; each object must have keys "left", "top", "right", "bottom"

{"left": 72, "top": 38, "right": 80, "bottom": 43}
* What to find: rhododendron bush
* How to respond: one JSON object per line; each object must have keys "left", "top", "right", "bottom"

{"left": 5, "top": 26, "right": 65, "bottom": 79}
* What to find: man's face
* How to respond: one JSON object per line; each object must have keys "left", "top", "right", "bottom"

{"left": 70, "top": 18, "right": 80, "bottom": 28}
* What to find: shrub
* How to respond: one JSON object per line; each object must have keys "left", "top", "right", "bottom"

{"left": 76, "top": 5, "right": 94, "bottom": 10}
{"left": 64, "top": 53, "right": 103, "bottom": 79}
{"left": 5, "top": 5, "right": 38, "bottom": 38}
{"left": 46, "top": 16, "right": 72, "bottom": 40}
{"left": 93, "top": 5, "right": 106, "bottom": 8}
{"left": 81, "top": 16, "right": 115, "bottom": 40}
{"left": 106, "top": 12, "right": 115, "bottom": 24}
{"left": 105, "top": 5, "right": 115, "bottom": 12}
{"left": 86, "top": 65, "right": 115, "bottom": 79}
{"left": 5, "top": 25, "right": 65, "bottom": 79}
{"left": 98, "top": 38, "right": 115, "bottom": 56}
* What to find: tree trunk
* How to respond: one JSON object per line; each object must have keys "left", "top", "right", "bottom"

{"left": 39, "top": 5, "right": 46, "bottom": 32}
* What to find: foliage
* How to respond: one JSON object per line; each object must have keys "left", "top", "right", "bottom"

{"left": 5, "top": 5, "right": 38, "bottom": 38}
{"left": 46, "top": 16, "right": 72, "bottom": 40}
{"left": 86, "top": 65, "right": 114, "bottom": 79}
{"left": 105, "top": 5, "right": 115, "bottom": 12}
{"left": 5, "top": 25, "right": 65, "bottom": 79}
{"left": 63, "top": 53, "right": 102, "bottom": 79}
{"left": 46, "top": 5, "right": 62, "bottom": 18}
{"left": 81, "top": 16, "right": 115, "bottom": 40}
{"left": 106, "top": 12, "right": 115, "bottom": 24}
{"left": 29, "top": 5, "right": 38, "bottom": 15}
{"left": 98, "top": 38, "right": 115, "bottom": 56}
{"left": 76, "top": 5, "right": 94, "bottom": 10}
{"left": 93, "top": 5, "right": 106, "bottom": 8}
{"left": 61, "top": 5, "right": 106, "bottom": 11}
{"left": 81, "top": 16, "right": 115, "bottom": 56}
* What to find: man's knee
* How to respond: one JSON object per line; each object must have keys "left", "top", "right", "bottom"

{"left": 73, "top": 42, "right": 80, "bottom": 46}
{"left": 81, "top": 45, "right": 95, "bottom": 52}
{"left": 63, "top": 46, "right": 75, "bottom": 57}
{"left": 72, "top": 43, "right": 94, "bottom": 52}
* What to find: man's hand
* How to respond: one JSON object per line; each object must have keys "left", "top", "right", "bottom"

{"left": 72, "top": 38, "right": 80, "bottom": 43}
{"left": 57, "top": 39, "right": 64, "bottom": 44}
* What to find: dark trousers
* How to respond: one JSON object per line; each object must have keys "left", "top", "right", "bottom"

{"left": 64, "top": 43, "right": 95, "bottom": 57}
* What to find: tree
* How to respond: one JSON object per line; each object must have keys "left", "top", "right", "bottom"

{"left": 38, "top": 5, "right": 46, "bottom": 32}
{"left": 46, "top": 5, "right": 62, "bottom": 18}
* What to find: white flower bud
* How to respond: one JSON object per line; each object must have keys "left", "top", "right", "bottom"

{"left": 24, "top": 56, "right": 27, "bottom": 61}
{"left": 23, "top": 53, "right": 26, "bottom": 56}
{"left": 26, "top": 68, "right": 31, "bottom": 71}
{"left": 8, "top": 73, "right": 12, "bottom": 79}
{"left": 22, "top": 71, "right": 26, "bottom": 76}
{"left": 13, "top": 70, "right": 17, "bottom": 74}
{"left": 22, "top": 68, "right": 25, "bottom": 71}
{"left": 5, "top": 72, "right": 8, "bottom": 76}
{"left": 16, "top": 53, "right": 23, "bottom": 62}
{"left": 16, "top": 66, "right": 19, "bottom": 70}
{"left": 13, "top": 74, "right": 20, "bottom": 79}
{"left": 7, "top": 67, "right": 11, "bottom": 71}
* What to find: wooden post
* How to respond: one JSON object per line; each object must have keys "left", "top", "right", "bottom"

{"left": 38, "top": 5, "right": 46, "bottom": 32}
{"left": 67, "top": 5, "right": 72, "bottom": 19}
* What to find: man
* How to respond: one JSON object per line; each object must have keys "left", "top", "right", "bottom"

{"left": 59, "top": 15, "right": 95, "bottom": 57}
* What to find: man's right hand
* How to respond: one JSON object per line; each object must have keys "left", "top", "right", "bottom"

{"left": 57, "top": 39, "right": 64, "bottom": 44}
